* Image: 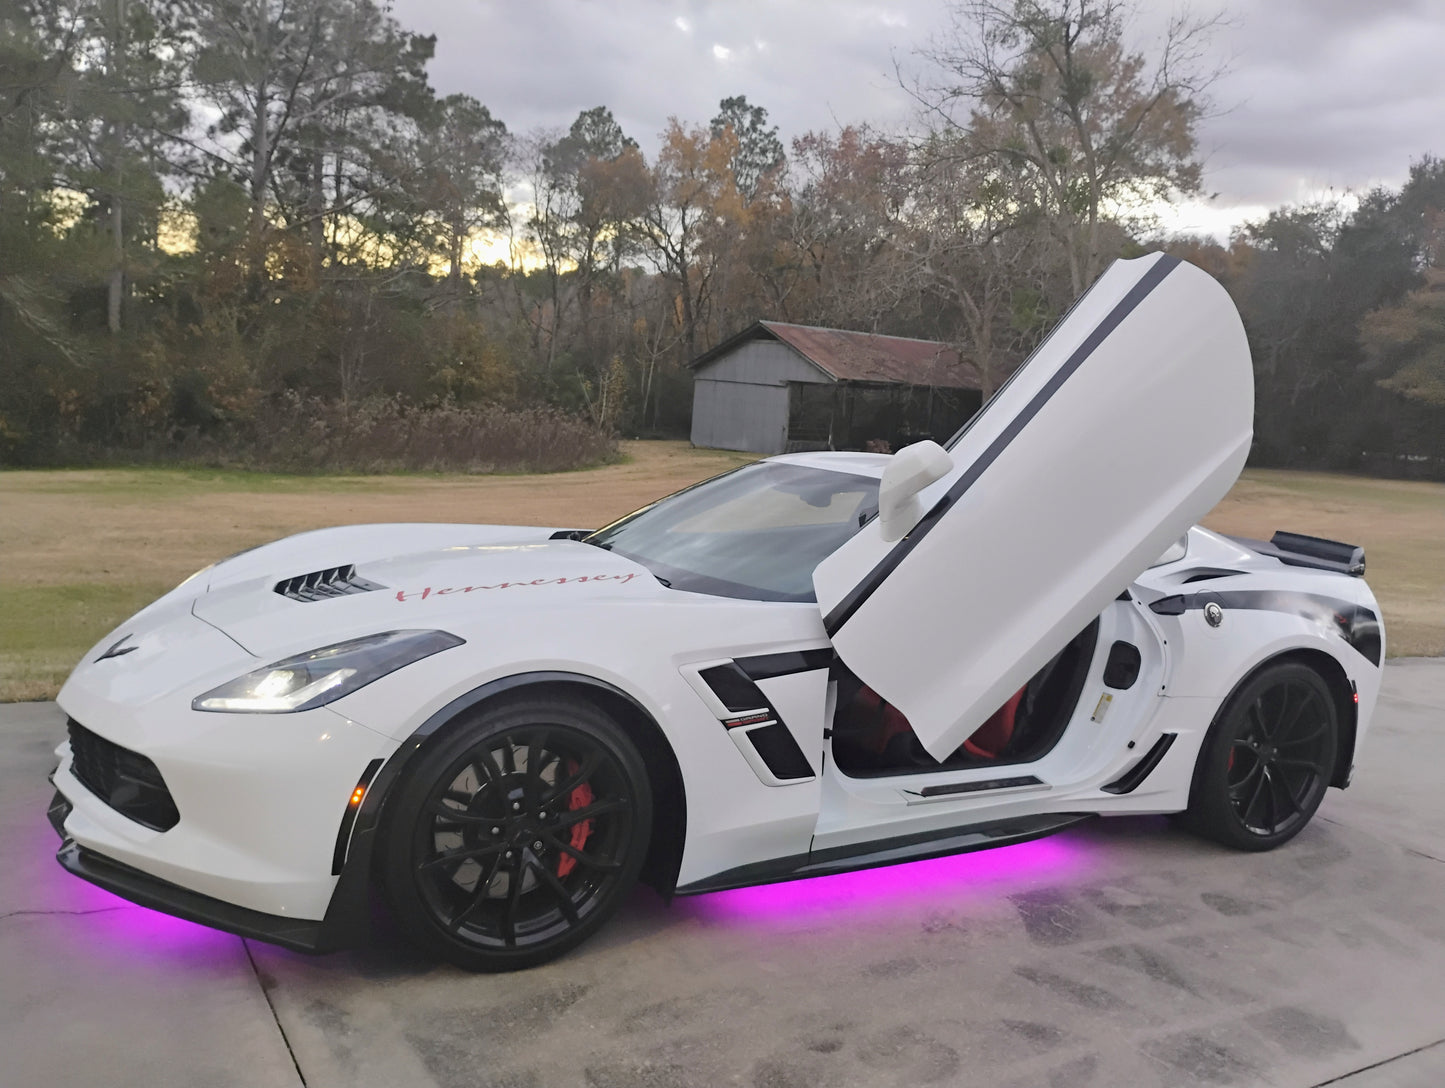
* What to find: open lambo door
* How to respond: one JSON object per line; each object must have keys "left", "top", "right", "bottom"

{"left": 813, "top": 254, "right": 1254, "bottom": 762}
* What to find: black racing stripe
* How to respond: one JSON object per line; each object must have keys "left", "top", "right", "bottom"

{"left": 734, "top": 648, "right": 834, "bottom": 681}
{"left": 822, "top": 255, "right": 1183, "bottom": 636}
{"left": 1149, "top": 590, "right": 1382, "bottom": 666}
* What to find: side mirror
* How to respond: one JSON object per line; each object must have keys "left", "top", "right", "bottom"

{"left": 877, "top": 440, "right": 953, "bottom": 542}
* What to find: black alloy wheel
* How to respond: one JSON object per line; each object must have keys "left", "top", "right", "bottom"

{"left": 381, "top": 695, "right": 652, "bottom": 970}
{"left": 1185, "top": 661, "right": 1338, "bottom": 851}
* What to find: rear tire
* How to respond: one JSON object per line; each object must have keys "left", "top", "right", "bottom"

{"left": 1184, "top": 661, "right": 1338, "bottom": 852}
{"left": 380, "top": 695, "right": 652, "bottom": 971}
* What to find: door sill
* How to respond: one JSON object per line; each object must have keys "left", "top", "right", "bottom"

{"left": 902, "top": 774, "right": 1048, "bottom": 804}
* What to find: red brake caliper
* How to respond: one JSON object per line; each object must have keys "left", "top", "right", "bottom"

{"left": 556, "top": 761, "right": 594, "bottom": 879}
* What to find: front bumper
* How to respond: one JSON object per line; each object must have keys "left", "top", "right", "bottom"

{"left": 49, "top": 789, "right": 374, "bottom": 953}
{"left": 51, "top": 712, "right": 393, "bottom": 917}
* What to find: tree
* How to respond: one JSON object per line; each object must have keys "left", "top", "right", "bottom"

{"left": 639, "top": 119, "right": 739, "bottom": 360}
{"left": 787, "top": 126, "right": 911, "bottom": 329}
{"left": 1359, "top": 157, "right": 1445, "bottom": 407}
{"left": 1227, "top": 190, "right": 1424, "bottom": 467}
{"left": 56, "top": 0, "right": 190, "bottom": 332}
{"left": 900, "top": 136, "right": 1053, "bottom": 394}
{"left": 710, "top": 94, "right": 784, "bottom": 203}
{"left": 516, "top": 106, "right": 645, "bottom": 373}
{"left": 409, "top": 93, "right": 507, "bottom": 293}
{"left": 1361, "top": 270, "right": 1445, "bottom": 406}
{"left": 189, "top": 0, "right": 433, "bottom": 269}
{"left": 912, "top": 0, "right": 1219, "bottom": 293}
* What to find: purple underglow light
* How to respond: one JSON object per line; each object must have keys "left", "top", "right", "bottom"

{"left": 37, "top": 821, "right": 244, "bottom": 961}
{"left": 688, "top": 834, "right": 1088, "bottom": 924}
{"left": 85, "top": 888, "right": 240, "bottom": 958}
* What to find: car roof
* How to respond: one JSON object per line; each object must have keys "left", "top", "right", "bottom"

{"left": 762, "top": 450, "right": 892, "bottom": 479}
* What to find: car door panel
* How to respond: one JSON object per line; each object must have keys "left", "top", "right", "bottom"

{"left": 813, "top": 254, "right": 1253, "bottom": 761}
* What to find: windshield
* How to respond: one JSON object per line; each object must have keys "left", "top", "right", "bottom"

{"left": 586, "top": 462, "right": 880, "bottom": 602}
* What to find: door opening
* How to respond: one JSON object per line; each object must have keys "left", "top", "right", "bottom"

{"left": 830, "top": 619, "right": 1100, "bottom": 777}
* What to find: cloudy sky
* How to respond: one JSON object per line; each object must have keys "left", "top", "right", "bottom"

{"left": 391, "top": 0, "right": 1445, "bottom": 239}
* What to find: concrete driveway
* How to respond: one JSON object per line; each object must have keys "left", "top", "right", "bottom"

{"left": 5, "top": 662, "right": 1445, "bottom": 1088}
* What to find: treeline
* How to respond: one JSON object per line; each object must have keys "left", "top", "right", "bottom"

{"left": 2, "top": 0, "right": 1443, "bottom": 475}
{"left": 1170, "top": 160, "right": 1445, "bottom": 475}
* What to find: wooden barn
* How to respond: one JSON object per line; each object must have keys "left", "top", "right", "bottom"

{"left": 688, "top": 321, "right": 984, "bottom": 455}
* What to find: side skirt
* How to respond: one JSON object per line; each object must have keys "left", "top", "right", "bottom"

{"left": 674, "top": 811, "right": 1093, "bottom": 896}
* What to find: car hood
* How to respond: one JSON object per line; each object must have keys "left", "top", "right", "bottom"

{"left": 189, "top": 529, "right": 664, "bottom": 657}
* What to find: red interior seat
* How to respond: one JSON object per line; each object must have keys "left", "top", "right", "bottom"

{"left": 962, "top": 687, "right": 1027, "bottom": 760}
{"left": 852, "top": 683, "right": 1028, "bottom": 763}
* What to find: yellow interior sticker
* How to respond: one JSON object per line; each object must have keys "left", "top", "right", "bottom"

{"left": 1091, "top": 692, "right": 1113, "bottom": 723}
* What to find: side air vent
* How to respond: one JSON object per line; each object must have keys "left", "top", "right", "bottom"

{"left": 274, "top": 564, "right": 385, "bottom": 602}
{"left": 699, "top": 663, "right": 770, "bottom": 714}
{"left": 1102, "top": 733, "right": 1177, "bottom": 794}
{"left": 698, "top": 662, "right": 815, "bottom": 782}
{"left": 744, "top": 723, "right": 815, "bottom": 781}
{"left": 1180, "top": 568, "right": 1245, "bottom": 584}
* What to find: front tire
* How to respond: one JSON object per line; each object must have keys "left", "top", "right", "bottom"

{"left": 1184, "top": 661, "right": 1338, "bottom": 852}
{"left": 380, "top": 695, "right": 652, "bottom": 971}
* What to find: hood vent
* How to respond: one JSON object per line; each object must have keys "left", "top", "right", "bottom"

{"left": 274, "top": 564, "right": 385, "bottom": 602}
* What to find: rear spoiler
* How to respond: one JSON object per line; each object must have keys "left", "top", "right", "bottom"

{"left": 1228, "top": 531, "right": 1366, "bottom": 577}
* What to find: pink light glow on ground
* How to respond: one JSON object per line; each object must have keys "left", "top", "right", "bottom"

{"left": 80, "top": 888, "right": 241, "bottom": 958}
{"left": 35, "top": 819, "right": 244, "bottom": 962}
{"left": 686, "top": 834, "right": 1090, "bottom": 924}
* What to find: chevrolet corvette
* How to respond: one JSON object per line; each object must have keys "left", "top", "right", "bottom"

{"left": 47, "top": 252, "right": 1383, "bottom": 970}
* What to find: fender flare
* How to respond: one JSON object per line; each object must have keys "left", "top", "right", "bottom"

{"left": 1182, "top": 646, "right": 1358, "bottom": 817}
{"left": 317, "top": 670, "right": 676, "bottom": 950}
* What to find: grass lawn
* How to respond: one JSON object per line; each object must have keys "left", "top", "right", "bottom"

{"left": 2, "top": 443, "right": 1440, "bottom": 701}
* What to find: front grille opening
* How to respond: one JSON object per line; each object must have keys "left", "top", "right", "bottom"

{"left": 67, "top": 720, "right": 180, "bottom": 831}
{"left": 274, "top": 563, "right": 385, "bottom": 602}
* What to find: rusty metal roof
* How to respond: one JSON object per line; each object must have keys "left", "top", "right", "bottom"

{"left": 692, "top": 321, "right": 982, "bottom": 390}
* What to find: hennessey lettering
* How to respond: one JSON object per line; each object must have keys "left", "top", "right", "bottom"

{"left": 395, "top": 572, "right": 640, "bottom": 602}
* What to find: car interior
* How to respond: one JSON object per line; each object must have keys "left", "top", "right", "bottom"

{"left": 830, "top": 619, "right": 1101, "bottom": 776}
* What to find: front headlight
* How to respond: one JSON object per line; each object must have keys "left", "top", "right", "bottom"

{"left": 193, "top": 629, "right": 464, "bottom": 713}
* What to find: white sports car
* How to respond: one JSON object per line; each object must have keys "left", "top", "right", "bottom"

{"left": 48, "top": 254, "right": 1384, "bottom": 970}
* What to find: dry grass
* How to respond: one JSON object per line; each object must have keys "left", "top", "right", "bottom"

{"left": 2, "top": 447, "right": 1439, "bottom": 701}
{"left": 1202, "top": 469, "right": 1445, "bottom": 660}
{"left": 0, "top": 442, "right": 755, "bottom": 701}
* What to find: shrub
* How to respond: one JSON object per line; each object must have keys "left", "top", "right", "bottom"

{"left": 227, "top": 395, "right": 620, "bottom": 474}
{"left": 32, "top": 395, "right": 620, "bottom": 475}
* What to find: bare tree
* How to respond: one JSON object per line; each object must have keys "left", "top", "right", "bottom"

{"left": 910, "top": 0, "right": 1223, "bottom": 293}
{"left": 638, "top": 119, "right": 737, "bottom": 360}
{"left": 786, "top": 126, "right": 913, "bottom": 331}
{"left": 899, "top": 137, "right": 1054, "bottom": 395}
